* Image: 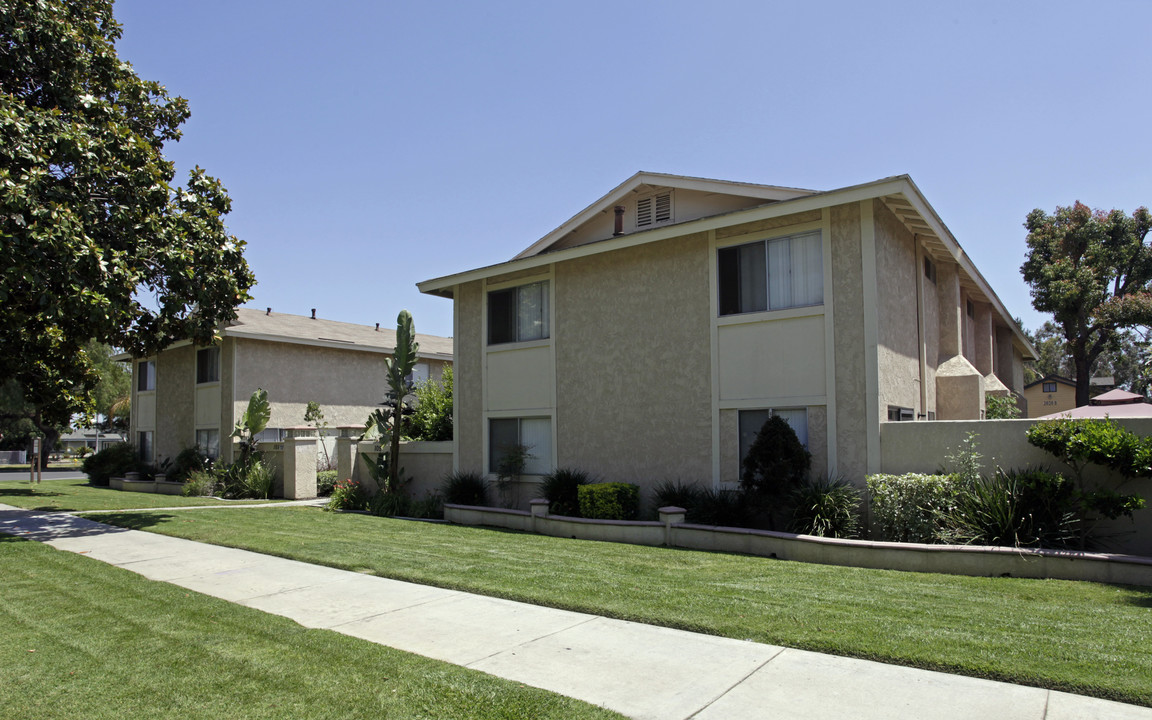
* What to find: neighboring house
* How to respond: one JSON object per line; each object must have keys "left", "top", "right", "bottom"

{"left": 418, "top": 172, "right": 1037, "bottom": 503}
{"left": 1037, "top": 388, "right": 1152, "bottom": 420}
{"left": 1022, "top": 375, "right": 1076, "bottom": 418}
{"left": 59, "top": 429, "right": 124, "bottom": 455}
{"left": 127, "top": 308, "right": 453, "bottom": 466}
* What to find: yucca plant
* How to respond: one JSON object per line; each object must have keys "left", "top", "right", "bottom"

{"left": 541, "top": 467, "right": 592, "bottom": 516}
{"left": 441, "top": 470, "right": 488, "bottom": 506}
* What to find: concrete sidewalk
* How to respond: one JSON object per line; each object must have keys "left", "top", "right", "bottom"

{"left": 1, "top": 505, "right": 1148, "bottom": 720}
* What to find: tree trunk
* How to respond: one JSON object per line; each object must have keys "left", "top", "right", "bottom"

{"left": 1073, "top": 349, "right": 1092, "bottom": 407}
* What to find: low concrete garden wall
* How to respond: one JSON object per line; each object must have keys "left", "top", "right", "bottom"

{"left": 444, "top": 502, "right": 1152, "bottom": 588}
{"left": 109, "top": 474, "right": 183, "bottom": 495}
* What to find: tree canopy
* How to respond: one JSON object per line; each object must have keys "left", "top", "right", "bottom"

{"left": 1021, "top": 202, "right": 1152, "bottom": 405}
{"left": 0, "top": 0, "right": 255, "bottom": 426}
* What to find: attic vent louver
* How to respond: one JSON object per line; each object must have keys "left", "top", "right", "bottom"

{"left": 636, "top": 191, "right": 672, "bottom": 228}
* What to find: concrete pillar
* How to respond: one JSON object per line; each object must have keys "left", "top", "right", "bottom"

{"left": 973, "top": 303, "right": 994, "bottom": 376}
{"left": 659, "top": 506, "right": 686, "bottom": 547}
{"left": 334, "top": 426, "right": 362, "bottom": 484}
{"left": 281, "top": 426, "right": 317, "bottom": 499}
{"left": 936, "top": 355, "right": 986, "bottom": 420}
{"left": 937, "top": 262, "right": 962, "bottom": 362}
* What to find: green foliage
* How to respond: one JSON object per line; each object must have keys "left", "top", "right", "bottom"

{"left": 408, "top": 365, "right": 453, "bottom": 441}
{"left": 231, "top": 388, "right": 270, "bottom": 462}
{"left": 984, "top": 394, "right": 1021, "bottom": 419}
{"left": 0, "top": 1, "right": 255, "bottom": 426}
{"left": 941, "top": 468, "right": 1080, "bottom": 549}
{"left": 304, "top": 401, "right": 332, "bottom": 469}
{"left": 577, "top": 483, "right": 639, "bottom": 521}
{"left": 442, "top": 470, "right": 489, "bottom": 506}
{"left": 84, "top": 341, "right": 130, "bottom": 430}
{"left": 81, "top": 442, "right": 140, "bottom": 486}
{"left": 866, "top": 473, "right": 961, "bottom": 543}
{"left": 181, "top": 470, "right": 217, "bottom": 497}
{"left": 789, "top": 476, "right": 862, "bottom": 538}
{"left": 943, "top": 432, "right": 983, "bottom": 485}
{"left": 316, "top": 470, "right": 338, "bottom": 497}
{"left": 326, "top": 479, "right": 367, "bottom": 511}
{"left": 379, "top": 310, "right": 420, "bottom": 492}
{"left": 740, "top": 415, "right": 811, "bottom": 501}
{"left": 167, "top": 446, "right": 210, "bottom": 484}
{"left": 652, "top": 480, "right": 703, "bottom": 512}
{"left": 369, "top": 490, "right": 411, "bottom": 518}
{"left": 1021, "top": 202, "right": 1152, "bottom": 405}
{"left": 540, "top": 467, "right": 591, "bottom": 517}
{"left": 494, "top": 443, "right": 531, "bottom": 507}
{"left": 1027, "top": 417, "right": 1152, "bottom": 479}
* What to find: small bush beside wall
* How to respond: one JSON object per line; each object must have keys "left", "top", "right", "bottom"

{"left": 442, "top": 470, "right": 488, "bottom": 506}
{"left": 790, "top": 476, "right": 862, "bottom": 538}
{"left": 316, "top": 470, "right": 338, "bottom": 497}
{"left": 326, "top": 479, "right": 367, "bottom": 511}
{"left": 866, "top": 473, "right": 959, "bottom": 543}
{"left": 578, "top": 482, "right": 639, "bottom": 520}
{"left": 82, "top": 442, "right": 140, "bottom": 486}
{"left": 541, "top": 468, "right": 591, "bottom": 517}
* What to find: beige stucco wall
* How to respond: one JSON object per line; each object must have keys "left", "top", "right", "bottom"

{"left": 880, "top": 418, "right": 1152, "bottom": 556}
{"left": 1022, "top": 381, "right": 1076, "bottom": 418}
{"left": 922, "top": 260, "right": 940, "bottom": 415}
{"left": 717, "top": 315, "right": 826, "bottom": 401}
{"left": 155, "top": 345, "right": 195, "bottom": 462}
{"left": 455, "top": 280, "right": 485, "bottom": 473}
{"left": 232, "top": 338, "right": 406, "bottom": 431}
{"left": 830, "top": 203, "right": 868, "bottom": 481}
{"left": 873, "top": 199, "right": 921, "bottom": 419}
{"left": 555, "top": 231, "right": 713, "bottom": 497}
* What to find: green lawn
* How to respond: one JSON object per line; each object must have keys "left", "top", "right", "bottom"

{"left": 0, "top": 477, "right": 285, "bottom": 512}
{"left": 95, "top": 507, "right": 1152, "bottom": 707}
{"left": 0, "top": 536, "right": 623, "bottom": 720}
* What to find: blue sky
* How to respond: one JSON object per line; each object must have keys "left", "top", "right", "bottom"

{"left": 114, "top": 0, "right": 1152, "bottom": 340}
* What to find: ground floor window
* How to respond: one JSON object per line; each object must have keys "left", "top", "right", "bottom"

{"left": 887, "top": 405, "right": 914, "bottom": 421}
{"left": 737, "top": 408, "right": 808, "bottom": 465}
{"left": 489, "top": 417, "right": 552, "bottom": 475}
{"left": 137, "top": 431, "right": 154, "bottom": 462}
{"left": 196, "top": 428, "right": 220, "bottom": 459}
{"left": 254, "top": 428, "right": 284, "bottom": 443}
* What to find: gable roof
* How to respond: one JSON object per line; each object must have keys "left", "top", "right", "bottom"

{"left": 418, "top": 172, "right": 1037, "bottom": 360}
{"left": 222, "top": 308, "right": 454, "bottom": 359}
{"left": 1023, "top": 375, "right": 1076, "bottom": 391}
{"left": 513, "top": 171, "right": 815, "bottom": 259}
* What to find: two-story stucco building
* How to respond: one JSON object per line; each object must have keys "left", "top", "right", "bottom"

{"left": 128, "top": 308, "right": 453, "bottom": 465}
{"left": 418, "top": 173, "right": 1036, "bottom": 503}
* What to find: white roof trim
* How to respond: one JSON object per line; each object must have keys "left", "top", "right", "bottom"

{"left": 512, "top": 171, "right": 814, "bottom": 260}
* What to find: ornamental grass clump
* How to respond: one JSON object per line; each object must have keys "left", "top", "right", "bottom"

{"left": 541, "top": 467, "right": 592, "bottom": 517}
{"left": 441, "top": 470, "right": 489, "bottom": 506}
{"left": 940, "top": 467, "right": 1079, "bottom": 549}
{"left": 789, "top": 475, "right": 862, "bottom": 538}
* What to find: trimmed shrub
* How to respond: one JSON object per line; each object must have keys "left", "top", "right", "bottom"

{"left": 541, "top": 467, "right": 591, "bottom": 517}
{"left": 181, "top": 470, "right": 217, "bottom": 497}
{"left": 327, "top": 479, "right": 367, "bottom": 511}
{"left": 82, "top": 442, "right": 139, "bottom": 486}
{"left": 985, "top": 394, "right": 1021, "bottom": 419}
{"left": 866, "top": 473, "right": 960, "bottom": 543}
{"left": 741, "top": 415, "right": 811, "bottom": 502}
{"left": 789, "top": 476, "right": 862, "bottom": 538}
{"left": 442, "top": 470, "right": 489, "bottom": 506}
{"left": 578, "top": 482, "right": 639, "bottom": 521}
{"left": 316, "top": 470, "right": 338, "bottom": 497}
{"left": 167, "top": 446, "right": 210, "bottom": 484}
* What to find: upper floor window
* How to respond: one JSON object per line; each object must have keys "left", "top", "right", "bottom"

{"left": 718, "top": 230, "right": 823, "bottom": 316}
{"left": 137, "top": 360, "right": 155, "bottom": 392}
{"left": 196, "top": 347, "right": 220, "bottom": 384}
{"left": 1042, "top": 382, "right": 1057, "bottom": 393}
{"left": 488, "top": 281, "right": 550, "bottom": 345}
{"left": 923, "top": 257, "right": 937, "bottom": 284}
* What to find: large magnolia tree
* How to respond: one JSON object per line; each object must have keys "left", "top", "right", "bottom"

{"left": 0, "top": 1, "right": 255, "bottom": 426}
{"left": 1021, "top": 202, "right": 1152, "bottom": 406}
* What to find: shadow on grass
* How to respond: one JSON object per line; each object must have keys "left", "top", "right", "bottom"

{"left": 94, "top": 512, "right": 179, "bottom": 532}
{"left": 0, "top": 488, "right": 65, "bottom": 498}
